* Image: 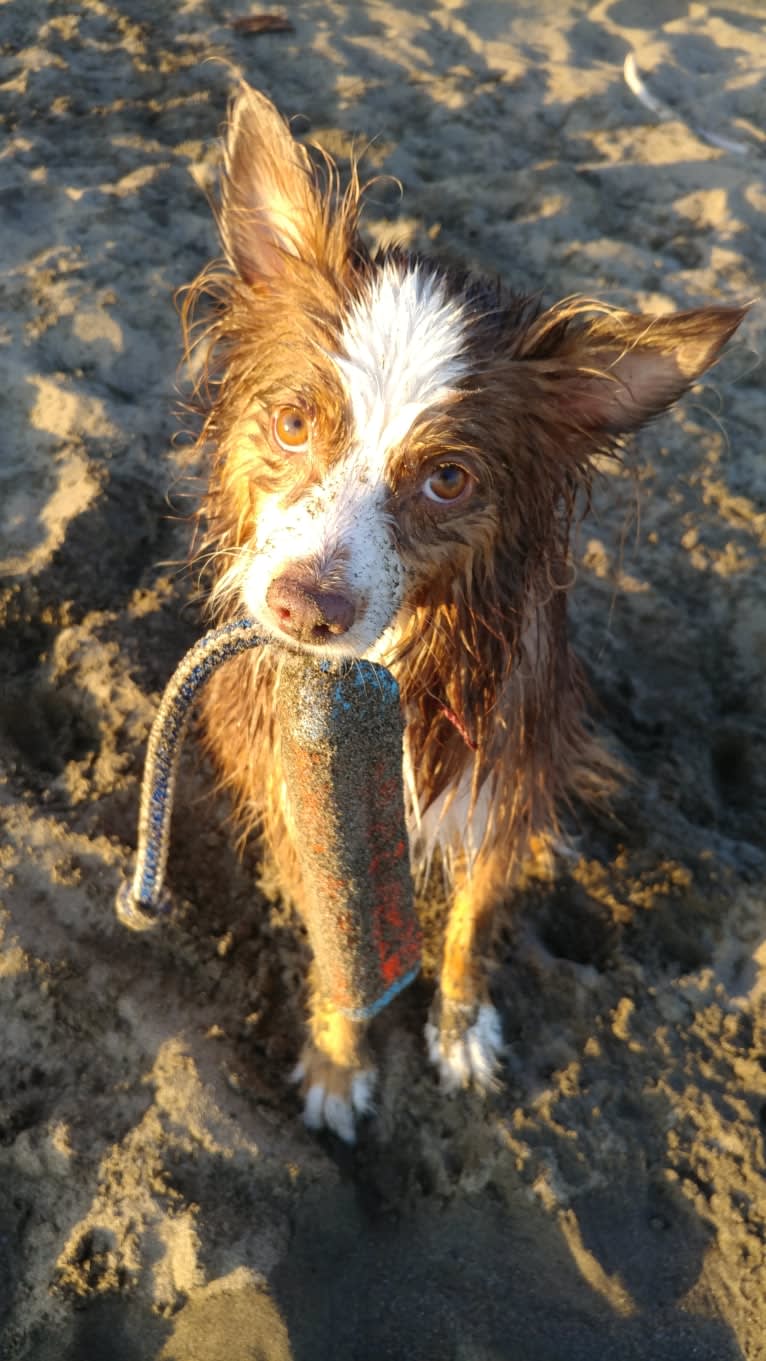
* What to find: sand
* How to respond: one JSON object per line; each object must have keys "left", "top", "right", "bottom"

{"left": 1, "top": 1, "right": 765, "bottom": 1357}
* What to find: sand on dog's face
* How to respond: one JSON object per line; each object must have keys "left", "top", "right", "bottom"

{"left": 0, "top": 3, "right": 764, "bottom": 1359}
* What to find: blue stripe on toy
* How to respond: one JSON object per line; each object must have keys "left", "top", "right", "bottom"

{"left": 341, "top": 963, "right": 421, "bottom": 1022}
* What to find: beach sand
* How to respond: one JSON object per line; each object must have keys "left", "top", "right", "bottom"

{"left": 1, "top": 2, "right": 765, "bottom": 1357}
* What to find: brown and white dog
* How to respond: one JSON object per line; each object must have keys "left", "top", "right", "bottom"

{"left": 185, "top": 83, "right": 744, "bottom": 1142}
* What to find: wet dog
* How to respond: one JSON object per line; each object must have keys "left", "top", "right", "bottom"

{"left": 184, "top": 82, "right": 744, "bottom": 1140}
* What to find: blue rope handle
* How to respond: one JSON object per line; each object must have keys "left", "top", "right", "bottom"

{"left": 116, "top": 618, "right": 268, "bottom": 930}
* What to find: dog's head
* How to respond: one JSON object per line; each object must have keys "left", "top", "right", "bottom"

{"left": 190, "top": 84, "right": 745, "bottom": 663}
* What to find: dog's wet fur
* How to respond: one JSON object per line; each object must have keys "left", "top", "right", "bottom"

{"left": 183, "top": 83, "right": 745, "bottom": 1140}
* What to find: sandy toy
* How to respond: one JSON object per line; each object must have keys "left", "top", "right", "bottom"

{"left": 115, "top": 620, "right": 422, "bottom": 1021}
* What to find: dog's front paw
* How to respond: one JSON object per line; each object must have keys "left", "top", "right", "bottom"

{"left": 425, "top": 998, "right": 504, "bottom": 1094}
{"left": 292, "top": 1049, "right": 376, "bottom": 1144}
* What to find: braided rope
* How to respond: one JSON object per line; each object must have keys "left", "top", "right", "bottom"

{"left": 116, "top": 618, "right": 268, "bottom": 930}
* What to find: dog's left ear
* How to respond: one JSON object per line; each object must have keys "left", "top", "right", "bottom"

{"left": 218, "top": 83, "right": 334, "bottom": 283}
{"left": 518, "top": 304, "right": 748, "bottom": 436}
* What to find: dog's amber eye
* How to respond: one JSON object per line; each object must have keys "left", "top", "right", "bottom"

{"left": 423, "top": 464, "right": 472, "bottom": 504}
{"left": 272, "top": 405, "right": 310, "bottom": 452}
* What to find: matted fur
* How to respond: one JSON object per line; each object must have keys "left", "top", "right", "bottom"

{"left": 180, "top": 82, "right": 745, "bottom": 1133}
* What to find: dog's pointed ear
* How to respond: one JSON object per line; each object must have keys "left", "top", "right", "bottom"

{"left": 518, "top": 304, "right": 748, "bottom": 436}
{"left": 218, "top": 84, "right": 324, "bottom": 282}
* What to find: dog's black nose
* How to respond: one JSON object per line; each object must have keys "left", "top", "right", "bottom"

{"left": 266, "top": 576, "right": 356, "bottom": 643}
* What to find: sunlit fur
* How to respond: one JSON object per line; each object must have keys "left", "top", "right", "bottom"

{"left": 181, "top": 83, "right": 745, "bottom": 1136}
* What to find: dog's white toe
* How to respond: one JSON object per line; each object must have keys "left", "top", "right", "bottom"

{"left": 297, "top": 1067, "right": 376, "bottom": 1144}
{"left": 426, "top": 1002, "right": 504, "bottom": 1094}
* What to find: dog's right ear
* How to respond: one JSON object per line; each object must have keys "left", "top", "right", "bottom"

{"left": 218, "top": 84, "right": 325, "bottom": 283}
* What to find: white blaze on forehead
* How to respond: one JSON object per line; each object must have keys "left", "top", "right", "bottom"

{"left": 335, "top": 261, "right": 469, "bottom": 467}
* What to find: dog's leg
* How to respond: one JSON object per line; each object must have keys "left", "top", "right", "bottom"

{"left": 266, "top": 829, "right": 378, "bottom": 1143}
{"left": 255, "top": 786, "right": 378, "bottom": 1144}
{"left": 426, "top": 854, "right": 505, "bottom": 1092}
{"left": 293, "top": 965, "right": 376, "bottom": 1143}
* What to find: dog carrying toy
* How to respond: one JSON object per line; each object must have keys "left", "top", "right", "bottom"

{"left": 116, "top": 621, "right": 422, "bottom": 1021}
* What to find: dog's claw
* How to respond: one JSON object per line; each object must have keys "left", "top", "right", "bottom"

{"left": 292, "top": 1058, "right": 376, "bottom": 1143}
{"left": 425, "top": 1001, "right": 504, "bottom": 1094}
